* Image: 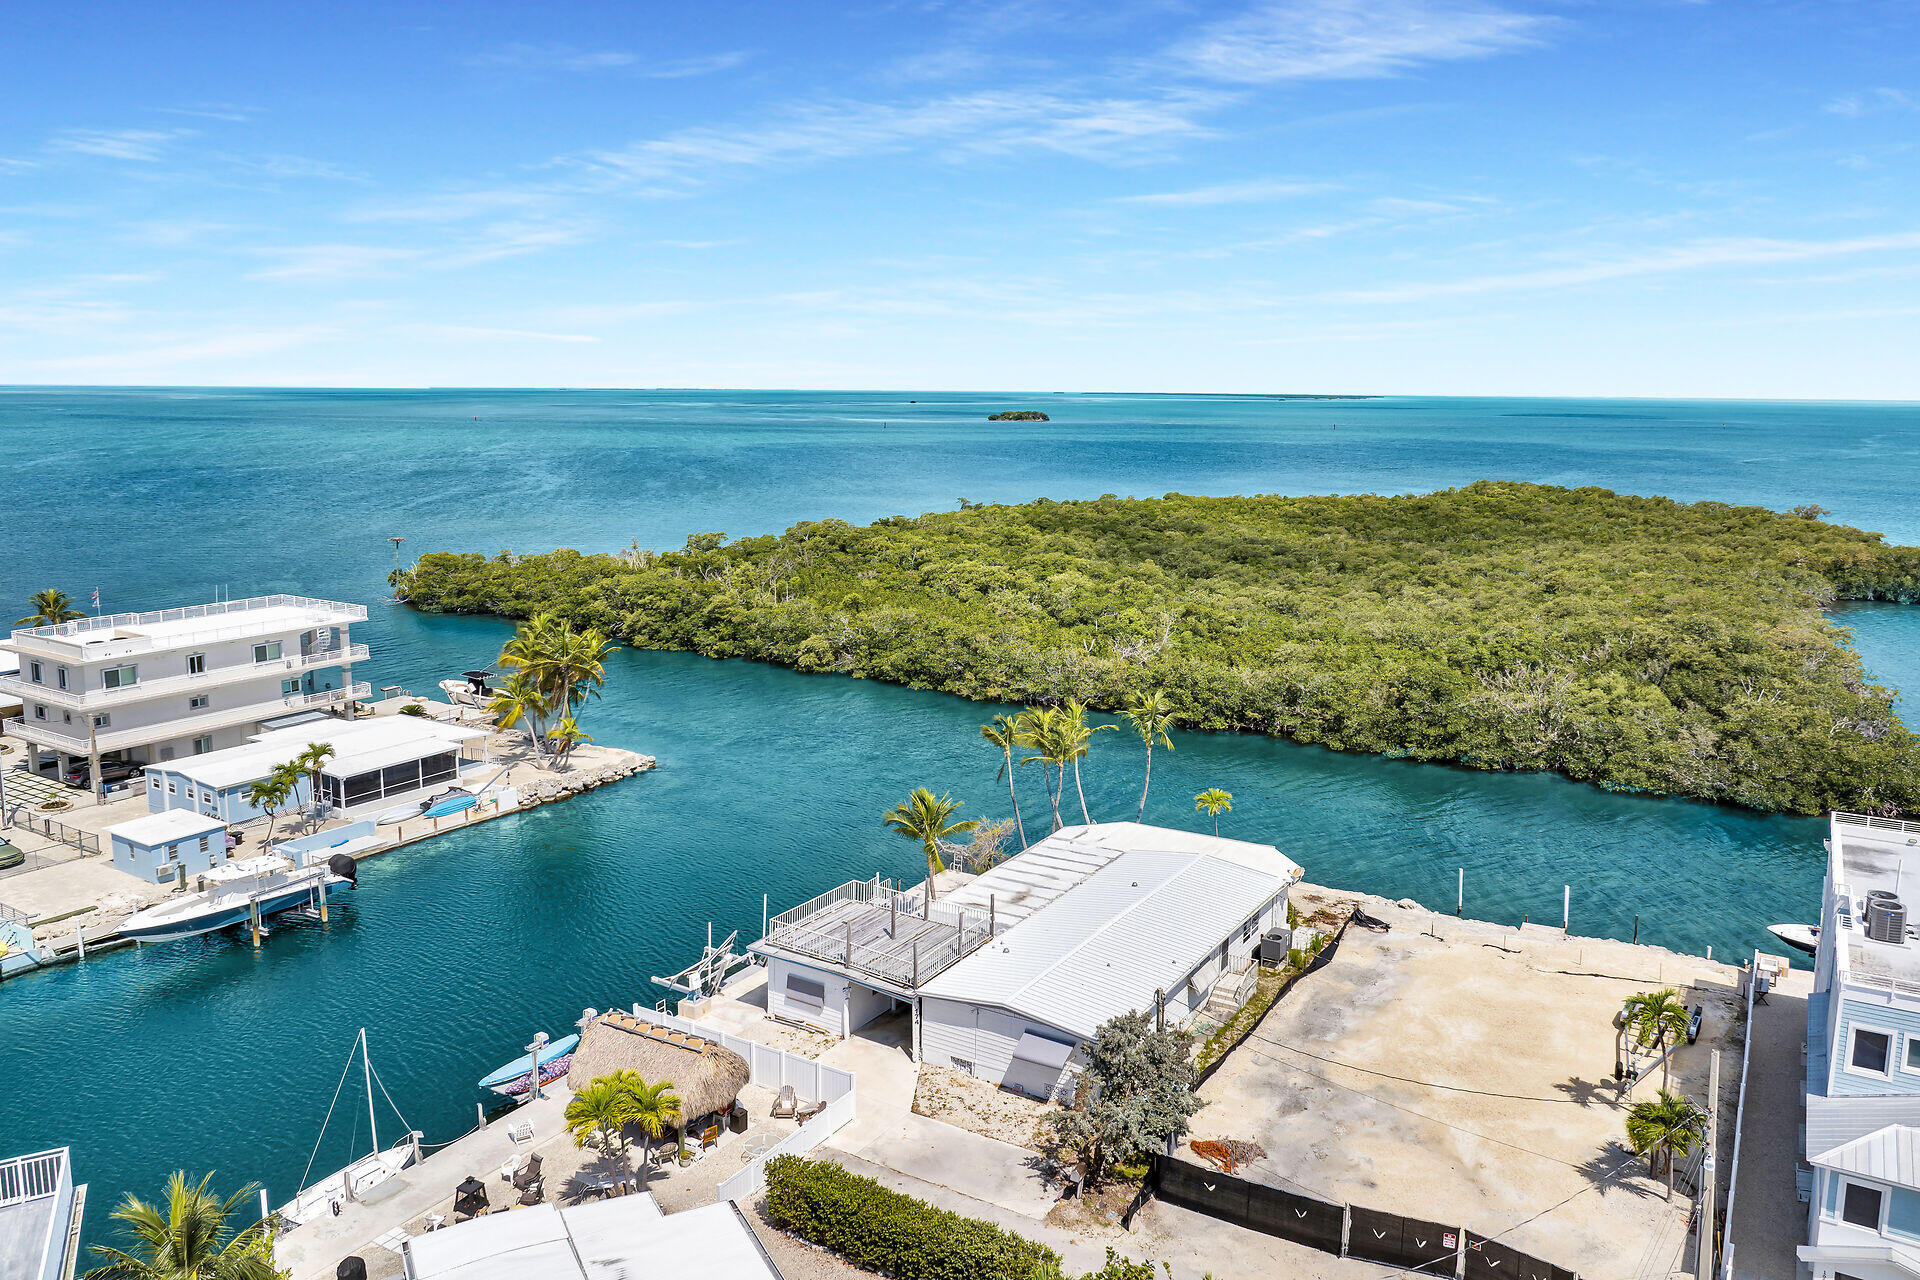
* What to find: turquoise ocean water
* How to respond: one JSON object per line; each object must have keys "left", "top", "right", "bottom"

{"left": 1, "top": 388, "right": 1917, "bottom": 1244}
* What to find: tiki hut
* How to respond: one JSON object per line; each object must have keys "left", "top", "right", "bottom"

{"left": 566, "top": 1010, "right": 750, "bottom": 1129}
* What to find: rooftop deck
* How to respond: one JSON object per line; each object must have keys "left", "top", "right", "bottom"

{"left": 758, "top": 877, "right": 996, "bottom": 990}
{"left": 0, "top": 1148, "right": 75, "bottom": 1280}
{"left": 1831, "top": 811, "right": 1920, "bottom": 991}
{"left": 5, "top": 596, "right": 366, "bottom": 662}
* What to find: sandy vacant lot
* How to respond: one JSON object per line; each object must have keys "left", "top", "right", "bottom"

{"left": 1191, "top": 886, "right": 1743, "bottom": 1280}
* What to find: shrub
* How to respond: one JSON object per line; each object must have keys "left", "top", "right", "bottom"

{"left": 398, "top": 703, "right": 431, "bottom": 718}
{"left": 764, "top": 1156, "right": 1061, "bottom": 1280}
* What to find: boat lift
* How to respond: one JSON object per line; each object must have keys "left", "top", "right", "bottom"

{"left": 650, "top": 923, "right": 753, "bottom": 1007}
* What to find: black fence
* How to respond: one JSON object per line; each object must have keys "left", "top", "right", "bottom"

{"left": 1146, "top": 1156, "right": 1579, "bottom": 1279}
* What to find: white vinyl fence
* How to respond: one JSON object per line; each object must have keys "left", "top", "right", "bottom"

{"left": 618, "top": 1003, "right": 856, "bottom": 1202}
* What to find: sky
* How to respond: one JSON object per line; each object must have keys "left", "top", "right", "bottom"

{"left": 1, "top": 0, "right": 1917, "bottom": 397}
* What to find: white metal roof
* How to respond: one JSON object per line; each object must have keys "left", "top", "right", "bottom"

{"left": 402, "top": 1196, "right": 777, "bottom": 1280}
{"left": 107, "top": 809, "right": 229, "bottom": 847}
{"left": 1814, "top": 1124, "right": 1920, "bottom": 1186}
{"left": 920, "top": 845, "right": 1293, "bottom": 1039}
{"left": 159, "top": 717, "right": 481, "bottom": 790}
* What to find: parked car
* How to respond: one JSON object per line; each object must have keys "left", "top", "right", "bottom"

{"left": 63, "top": 759, "right": 146, "bottom": 787}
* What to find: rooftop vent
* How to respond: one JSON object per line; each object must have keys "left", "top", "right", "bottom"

{"left": 1867, "top": 890, "right": 1908, "bottom": 945}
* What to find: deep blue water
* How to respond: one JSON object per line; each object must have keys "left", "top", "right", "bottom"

{"left": 1, "top": 388, "right": 1916, "bottom": 1247}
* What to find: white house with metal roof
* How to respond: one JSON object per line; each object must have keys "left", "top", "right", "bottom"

{"left": 0, "top": 1146, "right": 84, "bottom": 1280}
{"left": 143, "top": 715, "right": 489, "bottom": 824}
{"left": 752, "top": 822, "right": 1300, "bottom": 1102}
{"left": 1801, "top": 812, "right": 1920, "bottom": 1279}
{"left": 399, "top": 1191, "right": 780, "bottom": 1280}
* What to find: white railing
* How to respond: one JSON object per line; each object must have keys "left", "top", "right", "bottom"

{"left": 1835, "top": 811, "right": 1920, "bottom": 837}
{"left": 610, "top": 1003, "right": 857, "bottom": 1204}
{"left": 764, "top": 876, "right": 997, "bottom": 987}
{"left": 1719, "top": 951, "right": 1764, "bottom": 1280}
{"left": 3, "top": 682, "right": 369, "bottom": 754}
{"left": 0, "top": 645, "right": 369, "bottom": 709}
{"left": 8, "top": 596, "right": 365, "bottom": 658}
{"left": 0, "top": 1148, "right": 68, "bottom": 1208}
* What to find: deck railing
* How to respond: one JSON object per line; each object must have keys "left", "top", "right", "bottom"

{"left": 10, "top": 594, "right": 366, "bottom": 642}
{"left": 1835, "top": 811, "right": 1920, "bottom": 838}
{"left": 7, "top": 811, "right": 100, "bottom": 855}
{"left": 764, "top": 878, "right": 997, "bottom": 988}
{"left": 0, "top": 645, "right": 369, "bottom": 710}
{"left": 0, "top": 1148, "right": 68, "bottom": 1208}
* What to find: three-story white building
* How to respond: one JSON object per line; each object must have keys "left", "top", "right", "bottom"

{"left": 1803, "top": 811, "right": 1920, "bottom": 1279}
{"left": 0, "top": 595, "right": 368, "bottom": 789}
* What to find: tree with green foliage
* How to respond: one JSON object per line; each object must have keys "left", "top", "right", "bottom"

{"left": 565, "top": 1074, "right": 637, "bottom": 1158}
{"left": 1059, "top": 699, "right": 1116, "bottom": 826}
{"left": 1043, "top": 1010, "right": 1201, "bottom": 1188}
{"left": 245, "top": 764, "right": 301, "bottom": 848}
{"left": 1121, "top": 690, "right": 1177, "bottom": 822}
{"left": 1623, "top": 988, "right": 1692, "bottom": 1087}
{"left": 85, "top": 1172, "right": 282, "bottom": 1280}
{"left": 980, "top": 714, "right": 1029, "bottom": 851}
{"left": 18, "top": 589, "right": 85, "bottom": 628}
{"left": 622, "top": 1076, "right": 682, "bottom": 1177}
{"left": 884, "top": 788, "right": 979, "bottom": 894}
{"left": 400, "top": 483, "right": 1920, "bottom": 816}
{"left": 1016, "top": 706, "right": 1071, "bottom": 832}
{"left": 1625, "top": 1089, "right": 1705, "bottom": 1200}
{"left": 293, "top": 742, "right": 333, "bottom": 830}
{"left": 488, "top": 669, "right": 553, "bottom": 763}
{"left": 1194, "top": 788, "right": 1232, "bottom": 836}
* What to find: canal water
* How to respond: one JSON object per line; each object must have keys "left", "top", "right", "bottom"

{"left": 0, "top": 389, "right": 1915, "bottom": 1245}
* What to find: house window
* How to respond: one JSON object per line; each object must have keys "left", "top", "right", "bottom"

{"left": 253, "top": 642, "right": 282, "bottom": 663}
{"left": 1851, "top": 1027, "right": 1893, "bottom": 1075}
{"left": 166, "top": 781, "right": 178, "bottom": 795}
{"left": 785, "top": 974, "right": 827, "bottom": 1012}
{"left": 33, "top": 704, "right": 46, "bottom": 721}
{"left": 92, "top": 714, "right": 110, "bottom": 729}
{"left": 281, "top": 678, "right": 300, "bottom": 697}
{"left": 56, "top": 666, "right": 68, "bottom": 690}
{"left": 187, "top": 653, "right": 206, "bottom": 675}
{"left": 1242, "top": 918, "right": 1256, "bottom": 942}
{"left": 102, "top": 665, "right": 138, "bottom": 690}
{"left": 189, "top": 694, "right": 209, "bottom": 710}
{"left": 199, "top": 836, "right": 211, "bottom": 853}
{"left": 1842, "top": 1181, "right": 1885, "bottom": 1230}
{"left": 192, "top": 736, "right": 213, "bottom": 755}
{"left": 28, "top": 661, "right": 41, "bottom": 683}
{"left": 1906, "top": 1037, "right": 1920, "bottom": 1072}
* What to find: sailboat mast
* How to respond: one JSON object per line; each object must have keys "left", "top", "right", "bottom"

{"left": 361, "top": 1027, "right": 379, "bottom": 1155}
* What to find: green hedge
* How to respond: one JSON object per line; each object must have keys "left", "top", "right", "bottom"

{"left": 763, "top": 1155, "right": 1062, "bottom": 1280}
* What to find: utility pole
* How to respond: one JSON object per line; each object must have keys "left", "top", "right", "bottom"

{"left": 1695, "top": 1049, "right": 1720, "bottom": 1280}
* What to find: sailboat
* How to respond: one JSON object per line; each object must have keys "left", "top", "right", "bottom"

{"left": 275, "top": 1029, "right": 422, "bottom": 1228}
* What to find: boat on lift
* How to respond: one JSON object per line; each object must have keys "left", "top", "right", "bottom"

{"left": 118, "top": 853, "right": 357, "bottom": 944}
{"left": 439, "top": 670, "right": 497, "bottom": 709}
{"left": 1767, "top": 922, "right": 1819, "bottom": 956}
{"left": 477, "top": 1031, "right": 579, "bottom": 1097}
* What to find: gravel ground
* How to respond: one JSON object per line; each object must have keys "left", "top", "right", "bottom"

{"left": 911, "top": 1064, "right": 1054, "bottom": 1150}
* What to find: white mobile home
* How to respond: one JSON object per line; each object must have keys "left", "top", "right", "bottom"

{"left": 753, "top": 822, "right": 1300, "bottom": 1103}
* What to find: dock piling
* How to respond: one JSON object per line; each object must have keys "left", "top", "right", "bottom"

{"left": 1456, "top": 868, "right": 1463, "bottom": 917}
{"left": 249, "top": 898, "right": 262, "bottom": 949}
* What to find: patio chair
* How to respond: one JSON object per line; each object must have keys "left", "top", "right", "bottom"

{"left": 698, "top": 1124, "right": 721, "bottom": 1152}
{"left": 771, "top": 1085, "right": 797, "bottom": 1119}
{"left": 511, "top": 1153, "right": 543, "bottom": 1192}
{"left": 516, "top": 1176, "right": 545, "bottom": 1206}
{"left": 508, "top": 1121, "right": 536, "bottom": 1146}
{"left": 796, "top": 1098, "right": 826, "bottom": 1122}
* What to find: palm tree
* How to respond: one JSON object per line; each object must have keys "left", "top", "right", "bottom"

{"left": 1195, "top": 787, "right": 1233, "bottom": 836}
{"left": 884, "top": 787, "right": 980, "bottom": 895}
{"left": 18, "top": 589, "right": 85, "bottom": 628}
{"left": 499, "top": 615, "right": 616, "bottom": 736}
{"left": 979, "top": 714, "right": 1028, "bottom": 852}
{"left": 1622, "top": 988, "right": 1692, "bottom": 1086}
{"left": 245, "top": 764, "right": 300, "bottom": 848}
{"left": 294, "top": 742, "right": 334, "bottom": 830}
{"left": 1121, "top": 690, "right": 1177, "bottom": 822}
{"left": 623, "top": 1078, "right": 682, "bottom": 1178}
{"left": 565, "top": 1075, "right": 637, "bottom": 1158}
{"left": 548, "top": 715, "right": 592, "bottom": 765}
{"left": 1015, "top": 707, "right": 1068, "bottom": 833}
{"left": 1058, "top": 700, "right": 1116, "bottom": 827}
{"left": 84, "top": 1172, "right": 278, "bottom": 1280}
{"left": 488, "top": 670, "right": 552, "bottom": 763}
{"left": 1625, "top": 1089, "right": 1705, "bottom": 1200}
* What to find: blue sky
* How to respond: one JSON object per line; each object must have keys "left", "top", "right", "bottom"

{"left": 2, "top": 0, "right": 1917, "bottom": 396}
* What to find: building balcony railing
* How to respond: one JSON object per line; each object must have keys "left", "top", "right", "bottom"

{"left": 0, "top": 644, "right": 368, "bottom": 711}
{"left": 0, "top": 1147, "right": 68, "bottom": 1208}
{"left": 5, "top": 595, "right": 366, "bottom": 662}
{"left": 3, "top": 682, "right": 370, "bottom": 756}
{"left": 761, "top": 876, "right": 998, "bottom": 990}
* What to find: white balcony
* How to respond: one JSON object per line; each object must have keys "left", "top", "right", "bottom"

{"left": 4, "top": 595, "right": 366, "bottom": 663}
{"left": 0, "top": 644, "right": 369, "bottom": 711}
{"left": 4, "top": 682, "right": 370, "bottom": 756}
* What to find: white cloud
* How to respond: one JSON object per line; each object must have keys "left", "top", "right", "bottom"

{"left": 1338, "top": 230, "right": 1920, "bottom": 302}
{"left": 1119, "top": 178, "right": 1337, "bottom": 205}
{"left": 466, "top": 43, "right": 637, "bottom": 71}
{"left": 246, "top": 244, "right": 420, "bottom": 281}
{"left": 155, "top": 103, "right": 258, "bottom": 123}
{"left": 346, "top": 189, "right": 553, "bottom": 224}
{"left": 1173, "top": 0, "right": 1547, "bottom": 83}
{"left": 1826, "top": 88, "right": 1917, "bottom": 118}
{"left": 397, "top": 323, "right": 601, "bottom": 345}
{"left": 48, "top": 128, "right": 191, "bottom": 162}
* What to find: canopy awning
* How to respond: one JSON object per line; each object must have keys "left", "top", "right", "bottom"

{"left": 1010, "top": 1030, "right": 1075, "bottom": 1069}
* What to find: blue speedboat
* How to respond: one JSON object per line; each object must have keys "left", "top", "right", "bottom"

{"left": 478, "top": 1033, "right": 578, "bottom": 1096}
{"left": 118, "top": 853, "right": 358, "bottom": 944}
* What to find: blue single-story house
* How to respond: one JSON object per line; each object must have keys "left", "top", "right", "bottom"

{"left": 107, "top": 810, "right": 230, "bottom": 885}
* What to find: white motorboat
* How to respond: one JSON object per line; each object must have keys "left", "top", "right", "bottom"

{"left": 440, "top": 670, "right": 497, "bottom": 709}
{"left": 118, "top": 853, "right": 357, "bottom": 944}
{"left": 1767, "top": 922, "right": 1819, "bottom": 956}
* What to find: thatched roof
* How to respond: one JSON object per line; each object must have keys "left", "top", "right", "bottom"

{"left": 565, "top": 1010, "right": 750, "bottom": 1123}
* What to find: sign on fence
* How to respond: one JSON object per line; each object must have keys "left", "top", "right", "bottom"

{"left": 1346, "top": 1205, "right": 1458, "bottom": 1270}
{"left": 1463, "top": 1231, "right": 1577, "bottom": 1280}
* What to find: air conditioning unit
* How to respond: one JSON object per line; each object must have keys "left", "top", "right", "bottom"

{"left": 1866, "top": 891, "right": 1908, "bottom": 945}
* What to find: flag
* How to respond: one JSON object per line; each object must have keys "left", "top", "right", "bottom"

{"left": 91, "top": 588, "right": 100, "bottom": 609}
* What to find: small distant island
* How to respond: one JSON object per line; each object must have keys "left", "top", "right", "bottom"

{"left": 988, "top": 410, "right": 1049, "bottom": 421}
{"left": 399, "top": 482, "right": 1920, "bottom": 816}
